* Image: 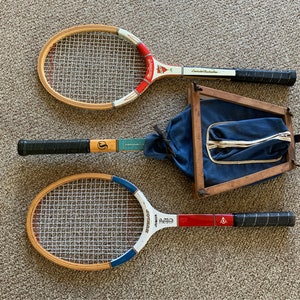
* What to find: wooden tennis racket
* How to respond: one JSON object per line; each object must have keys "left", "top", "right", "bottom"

{"left": 37, "top": 24, "right": 296, "bottom": 110}
{"left": 27, "top": 173, "right": 295, "bottom": 270}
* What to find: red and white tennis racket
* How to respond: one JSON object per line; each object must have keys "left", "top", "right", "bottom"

{"left": 37, "top": 24, "right": 296, "bottom": 110}
{"left": 27, "top": 173, "right": 295, "bottom": 270}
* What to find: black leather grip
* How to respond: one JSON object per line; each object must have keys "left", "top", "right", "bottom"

{"left": 233, "top": 69, "right": 296, "bottom": 86}
{"left": 233, "top": 212, "right": 295, "bottom": 227}
{"left": 18, "top": 139, "right": 90, "bottom": 155}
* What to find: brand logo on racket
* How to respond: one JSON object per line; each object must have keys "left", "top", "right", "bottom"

{"left": 145, "top": 56, "right": 154, "bottom": 81}
{"left": 219, "top": 217, "right": 228, "bottom": 225}
{"left": 157, "top": 65, "right": 168, "bottom": 74}
{"left": 97, "top": 141, "right": 109, "bottom": 151}
{"left": 159, "top": 217, "right": 174, "bottom": 224}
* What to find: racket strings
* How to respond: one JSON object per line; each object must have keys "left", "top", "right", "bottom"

{"left": 32, "top": 178, "right": 144, "bottom": 264}
{"left": 44, "top": 32, "right": 146, "bottom": 104}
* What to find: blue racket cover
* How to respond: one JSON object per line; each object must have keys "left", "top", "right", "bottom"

{"left": 144, "top": 99, "right": 290, "bottom": 187}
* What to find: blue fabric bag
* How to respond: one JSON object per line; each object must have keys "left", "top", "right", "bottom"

{"left": 144, "top": 99, "right": 291, "bottom": 187}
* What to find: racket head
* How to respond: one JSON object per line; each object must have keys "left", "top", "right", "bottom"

{"left": 26, "top": 173, "right": 153, "bottom": 270}
{"left": 37, "top": 25, "right": 152, "bottom": 110}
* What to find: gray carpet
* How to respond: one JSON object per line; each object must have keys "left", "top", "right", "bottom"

{"left": 1, "top": 1, "right": 299, "bottom": 299}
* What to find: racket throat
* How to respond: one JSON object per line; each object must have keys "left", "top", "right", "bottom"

{"left": 152, "top": 210, "right": 178, "bottom": 231}
{"left": 131, "top": 209, "right": 177, "bottom": 254}
{"left": 151, "top": 59, "right": 182, "bottom": 80}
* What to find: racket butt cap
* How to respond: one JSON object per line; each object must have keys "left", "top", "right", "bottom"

{"left": 18, "top": 140, "right": 29, "bottom": 156}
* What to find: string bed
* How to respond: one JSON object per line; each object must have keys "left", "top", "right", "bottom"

{"left": 32, "top": 178, "right": 144, "bottom": 264}
{"left": 44, "top": 32, "right": 146, "bottom": 104}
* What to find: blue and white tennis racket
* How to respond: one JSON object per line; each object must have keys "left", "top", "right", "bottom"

{"left": 27, "top": 173, "right": 295, "bottom": 270}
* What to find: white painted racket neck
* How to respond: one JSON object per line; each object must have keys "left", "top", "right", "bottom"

{"left": 151, "top": 59, "right": 236, "bottom": 80}
{"left": 153, "top": 209, "right": 178, "bottom": 231}
{"left": 134, "top": 190, "right": 178, "bottom": 231}
{"left": 151, "top": 58, "right": 182, "bottom": 79}
{"left": 133, "top": 190, "right": 177, "bottom": 253}
{"left": 134, "top": 207, "right": 177, "bottom": 253}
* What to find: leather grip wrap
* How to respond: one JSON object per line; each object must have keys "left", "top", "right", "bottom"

{"left": 233, "top": 69, "right": 296, "bottom": 86}
{"left": 18, "top": 139, "right": 90, "bottom": 155}
{"left": 233, "top": 212, "right": 295, "bottom": 227}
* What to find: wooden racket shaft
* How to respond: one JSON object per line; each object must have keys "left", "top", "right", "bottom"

{"left": 18, "top": 138, "right": 145, "bottom": 155}
{"left": 26, "top": 173, "right": 295, "bottom": 271}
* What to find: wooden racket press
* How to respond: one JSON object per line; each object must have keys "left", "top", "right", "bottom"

{"left": 188, "top": 83, "right": 297, "bottom": 199}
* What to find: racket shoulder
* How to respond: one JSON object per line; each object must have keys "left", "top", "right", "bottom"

{"left": 111, "top": 249, "right": 137, "bottom": 268}
{"left": 112, "top": 175, "right": 139, "bottom": 193}
{"left": 118, "top": 27, "right": 142, "bottom": 45}
{"left": 113, "top": 91, "right": 139, "bottom": 108}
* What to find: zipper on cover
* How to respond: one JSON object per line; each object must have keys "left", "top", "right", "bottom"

{"left": 208, "top": 131, "right": 291, "bottom": 149}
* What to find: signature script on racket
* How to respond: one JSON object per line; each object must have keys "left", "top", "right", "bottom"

{"left": 189, "top": 69, "right": 219, "bottom": 74}
{"left": 97, "top": 141, "right": 108, "bottom": 150}
{"left": 145, "top": 210, "right": 150, "bottom": 233}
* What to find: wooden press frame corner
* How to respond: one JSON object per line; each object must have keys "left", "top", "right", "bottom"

{"left": 188, "top": 83, "right": 296, "bottom": 199}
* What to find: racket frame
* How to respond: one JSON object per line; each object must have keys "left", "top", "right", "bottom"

{"left": 26, "top": 173, "right": 177, "bottom": 270}
{"left": 27, "top": 173, "right": 295, "bottom": 270}
{"left": 38, "top": 24, "right": 187, "bottom": 110}
{"left": 38, "top": 24, "right": 296, "bottom": 110}
{"left": 38, "top": 24, "right": 151, "bottom": 110}
{"left": 26, "top": 173, "right": 236, "bottom": 270}
{"left": 38, "top": 25, "right": 119, "bottom": 110}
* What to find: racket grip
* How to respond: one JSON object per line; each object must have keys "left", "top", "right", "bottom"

{"left": 18, "top": 139, "right": 90, "bottom": 155}
{"left": 233, "top": 69, "right": 296, "bottom": 86}
{"left": 233, "top": 212, "right": 295, "bottom": 227}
